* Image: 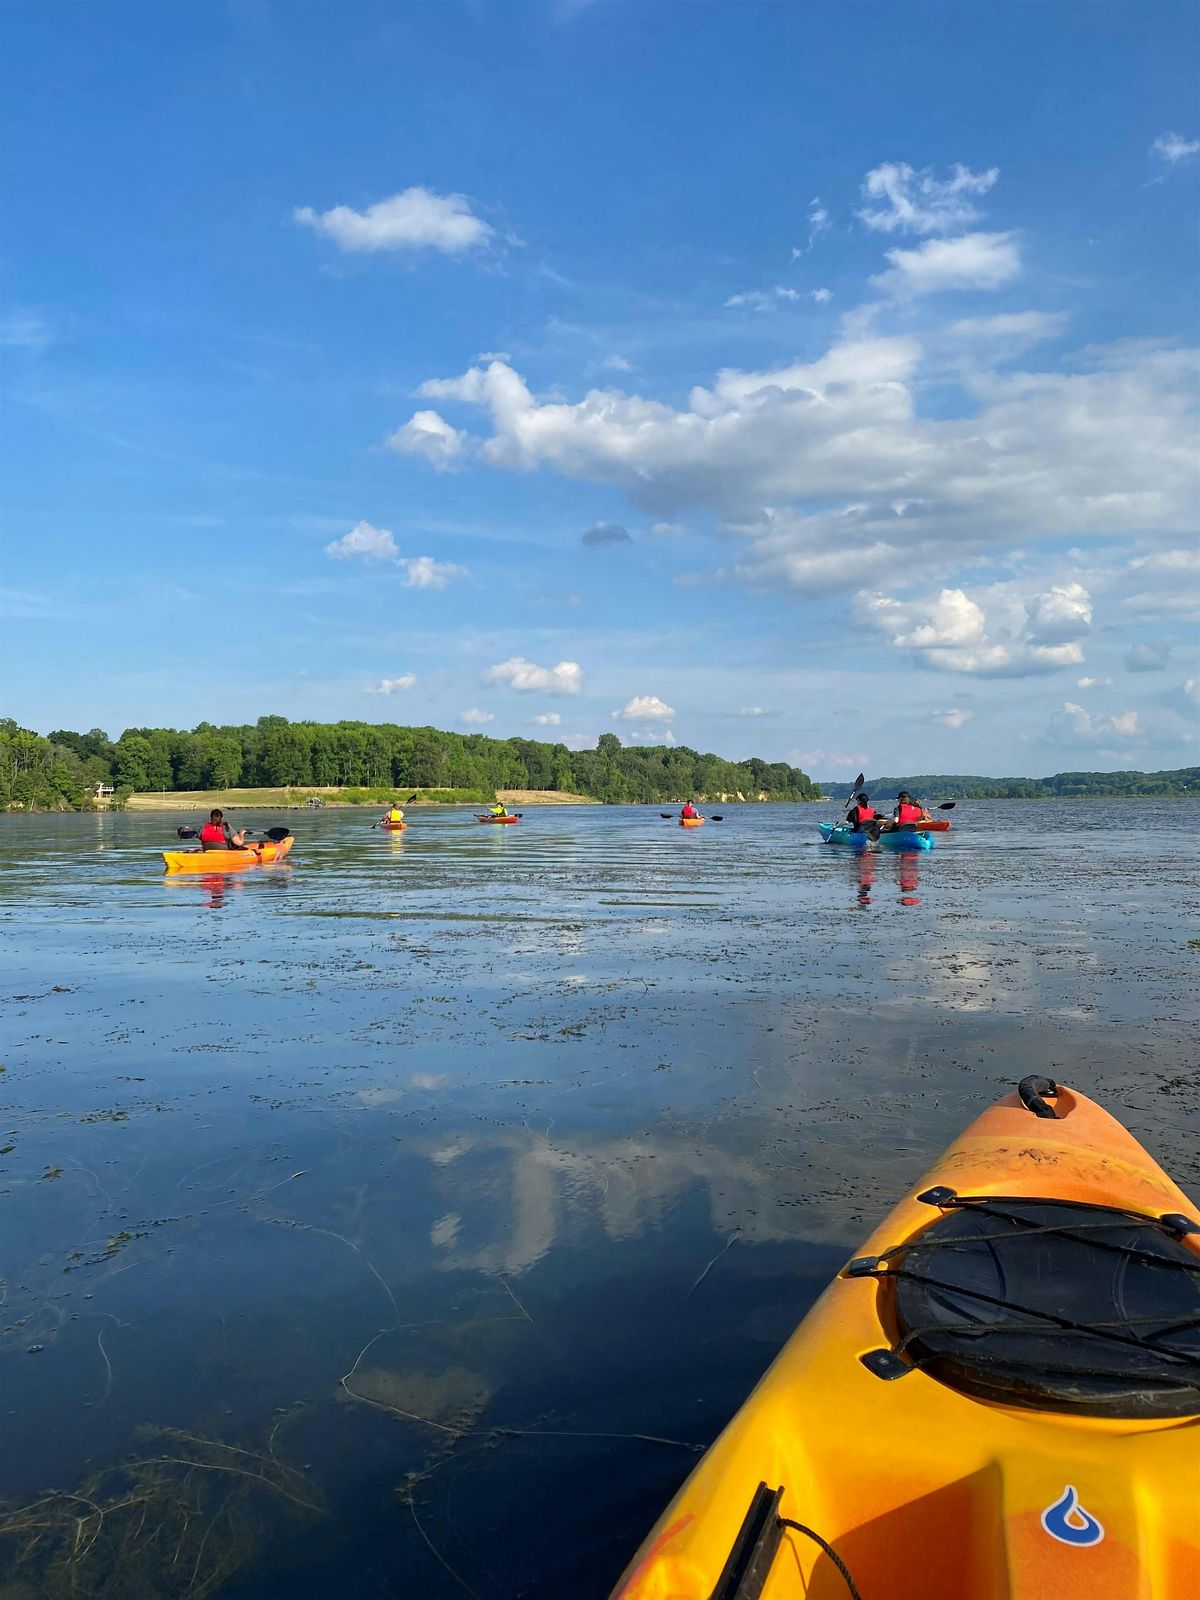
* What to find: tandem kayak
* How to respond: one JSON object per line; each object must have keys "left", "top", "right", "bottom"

{"left": 163, "top": 836, "right": 294, "bottom": 873}
{"left": 680, "top": 817, "right": 705, "bottom": 828}
{"left": 475, "top": 814, "right": 520, "bottom": 824}
{"left": 611, "top": 1078, "right": 1200, "bottom": 1600}
{"left": 819, "top": 821, "right": 934, "bottom": 850}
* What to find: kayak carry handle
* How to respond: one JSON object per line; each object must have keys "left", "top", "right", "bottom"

{"left": 1018, "top": 1076, "right": 1060, "bottom": 1119}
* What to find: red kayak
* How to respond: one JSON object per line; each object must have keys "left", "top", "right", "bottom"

{"left": 476, "top": 814, "right": 520, "bottom": 824}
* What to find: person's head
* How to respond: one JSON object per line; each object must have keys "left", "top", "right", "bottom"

{"left": 210, "top": 809, "right": 223, "bottom": 822}
{"left": 856, "top": 791, "right": 870, "bottom": 803}
{"left": 897, "top": 791, "right": 912, "bottom": 801}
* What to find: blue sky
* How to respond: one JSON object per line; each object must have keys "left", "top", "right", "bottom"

{"left": 2, "top": 0, "right": 1197, "bottom": 777}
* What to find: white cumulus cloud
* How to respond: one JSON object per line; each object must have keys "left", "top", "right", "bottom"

{"left": 858, "top": 162, "right": 999, "bottom": 234}
{"left": 403, "top": 555, "right": 465, "bottom": 589}
{"left": 533, "top": 712, "right": 562, "bottom": 726}
{"left": 933, "top": 708, "right": 974, "bottom": 729}
{"left": 393, "top": 334, "right": 1197, "bottom": 601}
{"left": 460, "top": 707, "right": 495, "bottom": 725}
{"left": 1050, "top": 702, "right": 1139, "bottom": 745}
{"left": 324, "top": 521, "right": 465, "bottom": 588}
{"left": 872, "top": 231, "right": 1021, "bottom": 296}
{"left": 484, "top": 657, "right": 583, "bottom": 695}
{"left": 854, "top": 581, "right": 1092, "bottom": 677}
{"left": 367, "top": 675, "right": 416, "bottom": 694}
{"left": 294, "top": 186, "right": 494, "bottom": 254}
{"left": 326, "top": 520, "right": 400, "bottom": 562}
{"left": 388, "top": 409, "right": 469, "bottom": 469}
{"left": 612, "top": 695, "right": 675, "bottom": 722}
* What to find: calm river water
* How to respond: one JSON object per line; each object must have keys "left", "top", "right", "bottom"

{"left": 2, "top": 801, "right": 1198, "bottom": 1597}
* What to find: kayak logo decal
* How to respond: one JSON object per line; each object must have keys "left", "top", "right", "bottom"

{"left": 1040, "top": 1485, "right": 1104, "bottom": 1547}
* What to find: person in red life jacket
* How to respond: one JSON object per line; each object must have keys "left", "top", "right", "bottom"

{"left": 198, "top": 808, "right": 249, "bottom": 851}
{"left": 680, "top": 801, "right": 699, "bottom": 819}
{"left": 845, "top": 791, "right": 876, "bottom": 831}
{"left": 890, "top": 790, "right": 931, "bottom": 828}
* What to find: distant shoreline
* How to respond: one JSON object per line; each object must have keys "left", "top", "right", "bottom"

{"left": 121, "top": 785, "right": 598, "bottom": 812}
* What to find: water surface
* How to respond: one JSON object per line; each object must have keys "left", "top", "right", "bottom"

{"left": 2, "top": 801, "right": 1197, "bottom": 1597}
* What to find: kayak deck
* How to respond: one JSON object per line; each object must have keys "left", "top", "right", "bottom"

{"left": 611, "top": 1081, "right": 1200, "bottom": 1600}
{"left": 163, "top": 836, "right": 294, "bottom": 873}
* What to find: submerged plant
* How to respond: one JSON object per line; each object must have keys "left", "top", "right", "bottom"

{"left": 0, "top": 1423, "right": 323, "bottom": 1599}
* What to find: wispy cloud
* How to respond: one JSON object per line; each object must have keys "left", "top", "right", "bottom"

{"left": 858, "top": 161, "right": 999, "bottom": 234}
{"left": 0, "top": 309, "right": 52, "bottom": 350}
{"left": 460, "top": 707, "right": 495, "bottom": 725}
{"left": 367, "top": 675, "right": 416, "bottom": 694}
{"left": 872, "top": 231, "right": 1020, "bottom": 295}
{"left": 1151, "top": 133, "right": 1200, "bottom": 165}
{"left": 295, "top": 186, "right": 495, "bottom": 255}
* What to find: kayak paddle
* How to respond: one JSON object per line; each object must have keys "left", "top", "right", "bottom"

{"left": 841, "top": 773, "right": 866, "bottom": 823}
{"left": 176, "top": 825, "right": 291, "bottom": 843}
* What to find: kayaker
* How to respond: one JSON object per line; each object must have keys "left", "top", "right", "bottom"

{"left": 198, "top": 808, "right": 249, "bottom": 851}
{"left": 892, "top": 790, "right": 931, "bottom": 827}
{"left": 680, "top": 801, "right": 699, "bottom": 819}
{"left": 381, "top": 802, "right": 405, "bottom": 825}
{"left": 489, "top": 801, "right": 508, "bottom": 818}
{"left": 845, "top": 791, "right": 876, "bottom": 830}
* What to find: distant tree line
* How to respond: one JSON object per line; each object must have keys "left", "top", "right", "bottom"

{"left": 1, "top": 717, "right": 818, "bottom": 810}
{"left": 821, "top": 769, "right": 1200, "bottom": 800}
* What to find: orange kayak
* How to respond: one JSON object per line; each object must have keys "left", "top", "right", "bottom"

{"left": 380, "top": 820, "right": 407, "bottom": 831}
{"left": 162, "top": 836, "right": 294, "bottom": 873}
{"left": 679, "top": 817, "right": 705, "bottom": 827}
{"left": 476, "top": 814, "right": 519, "bottom": 824}
{"left": 611, "top": 1079, "right": 1200, "bottom": 1600}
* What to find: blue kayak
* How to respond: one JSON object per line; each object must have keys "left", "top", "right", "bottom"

{"left": 818, "top": 821, "right": 935, "bottom": 851}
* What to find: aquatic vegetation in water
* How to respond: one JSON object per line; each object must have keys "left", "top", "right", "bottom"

{"left": 340, "top": 1362, "right": 492, "bottom": 1434}
{"left": 0, "top": 1423, "right": 323, "bottom": 1599}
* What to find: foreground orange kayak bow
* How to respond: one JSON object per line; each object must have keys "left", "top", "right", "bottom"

{"left": 611, "top": 1079, "right": 1200, "bottom": 1600}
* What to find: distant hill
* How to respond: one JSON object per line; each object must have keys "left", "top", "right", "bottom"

{"left": 819, "top": 768, "right": 1200, "bottom": 800}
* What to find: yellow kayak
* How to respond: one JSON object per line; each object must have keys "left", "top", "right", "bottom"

{"left": 679, "top": 816, "right": 705, "bottom": 827}
{"left": 611, "top": 1079, "right": 1200, "bottom": 1600}
{"left": 162, "top": 836, "right": 294, "bottom": 873}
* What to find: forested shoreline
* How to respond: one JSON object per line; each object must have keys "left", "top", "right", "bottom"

{"left": 822, "top": 769, "right": 1199, "bottom": 800}
{"left": 3, "top": 717, "right": 1195, "bottom": 812}
{"left": 0, "top": 717, "right": 816, "bottom": 810}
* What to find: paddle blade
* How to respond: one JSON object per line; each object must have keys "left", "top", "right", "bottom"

{"left": 711, "top": 815, "right": 724, "bottom": 821}
{"left": 264, "top": 827, "right": 292, "bottom": 842}
{"left": 660, "top": 813, "right": 673, "bottom": 819}
{"left": 852, "top": 773, "right": 865, "bottom": 792}
{"left": 938, "top": 801, "right": 956, "bottom": 810}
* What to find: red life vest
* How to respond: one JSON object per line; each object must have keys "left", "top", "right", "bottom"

{"left": 850, "top": 804, "right": 875, "bottom": 825}
{"left": 681, "top": 804, "right": 697, "bottom": 818}
{"left": 896, "top": 802, "right": 923, "bottom": 824}
{"left": 199, "top": 822, "right": 226, "bottom": 845}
